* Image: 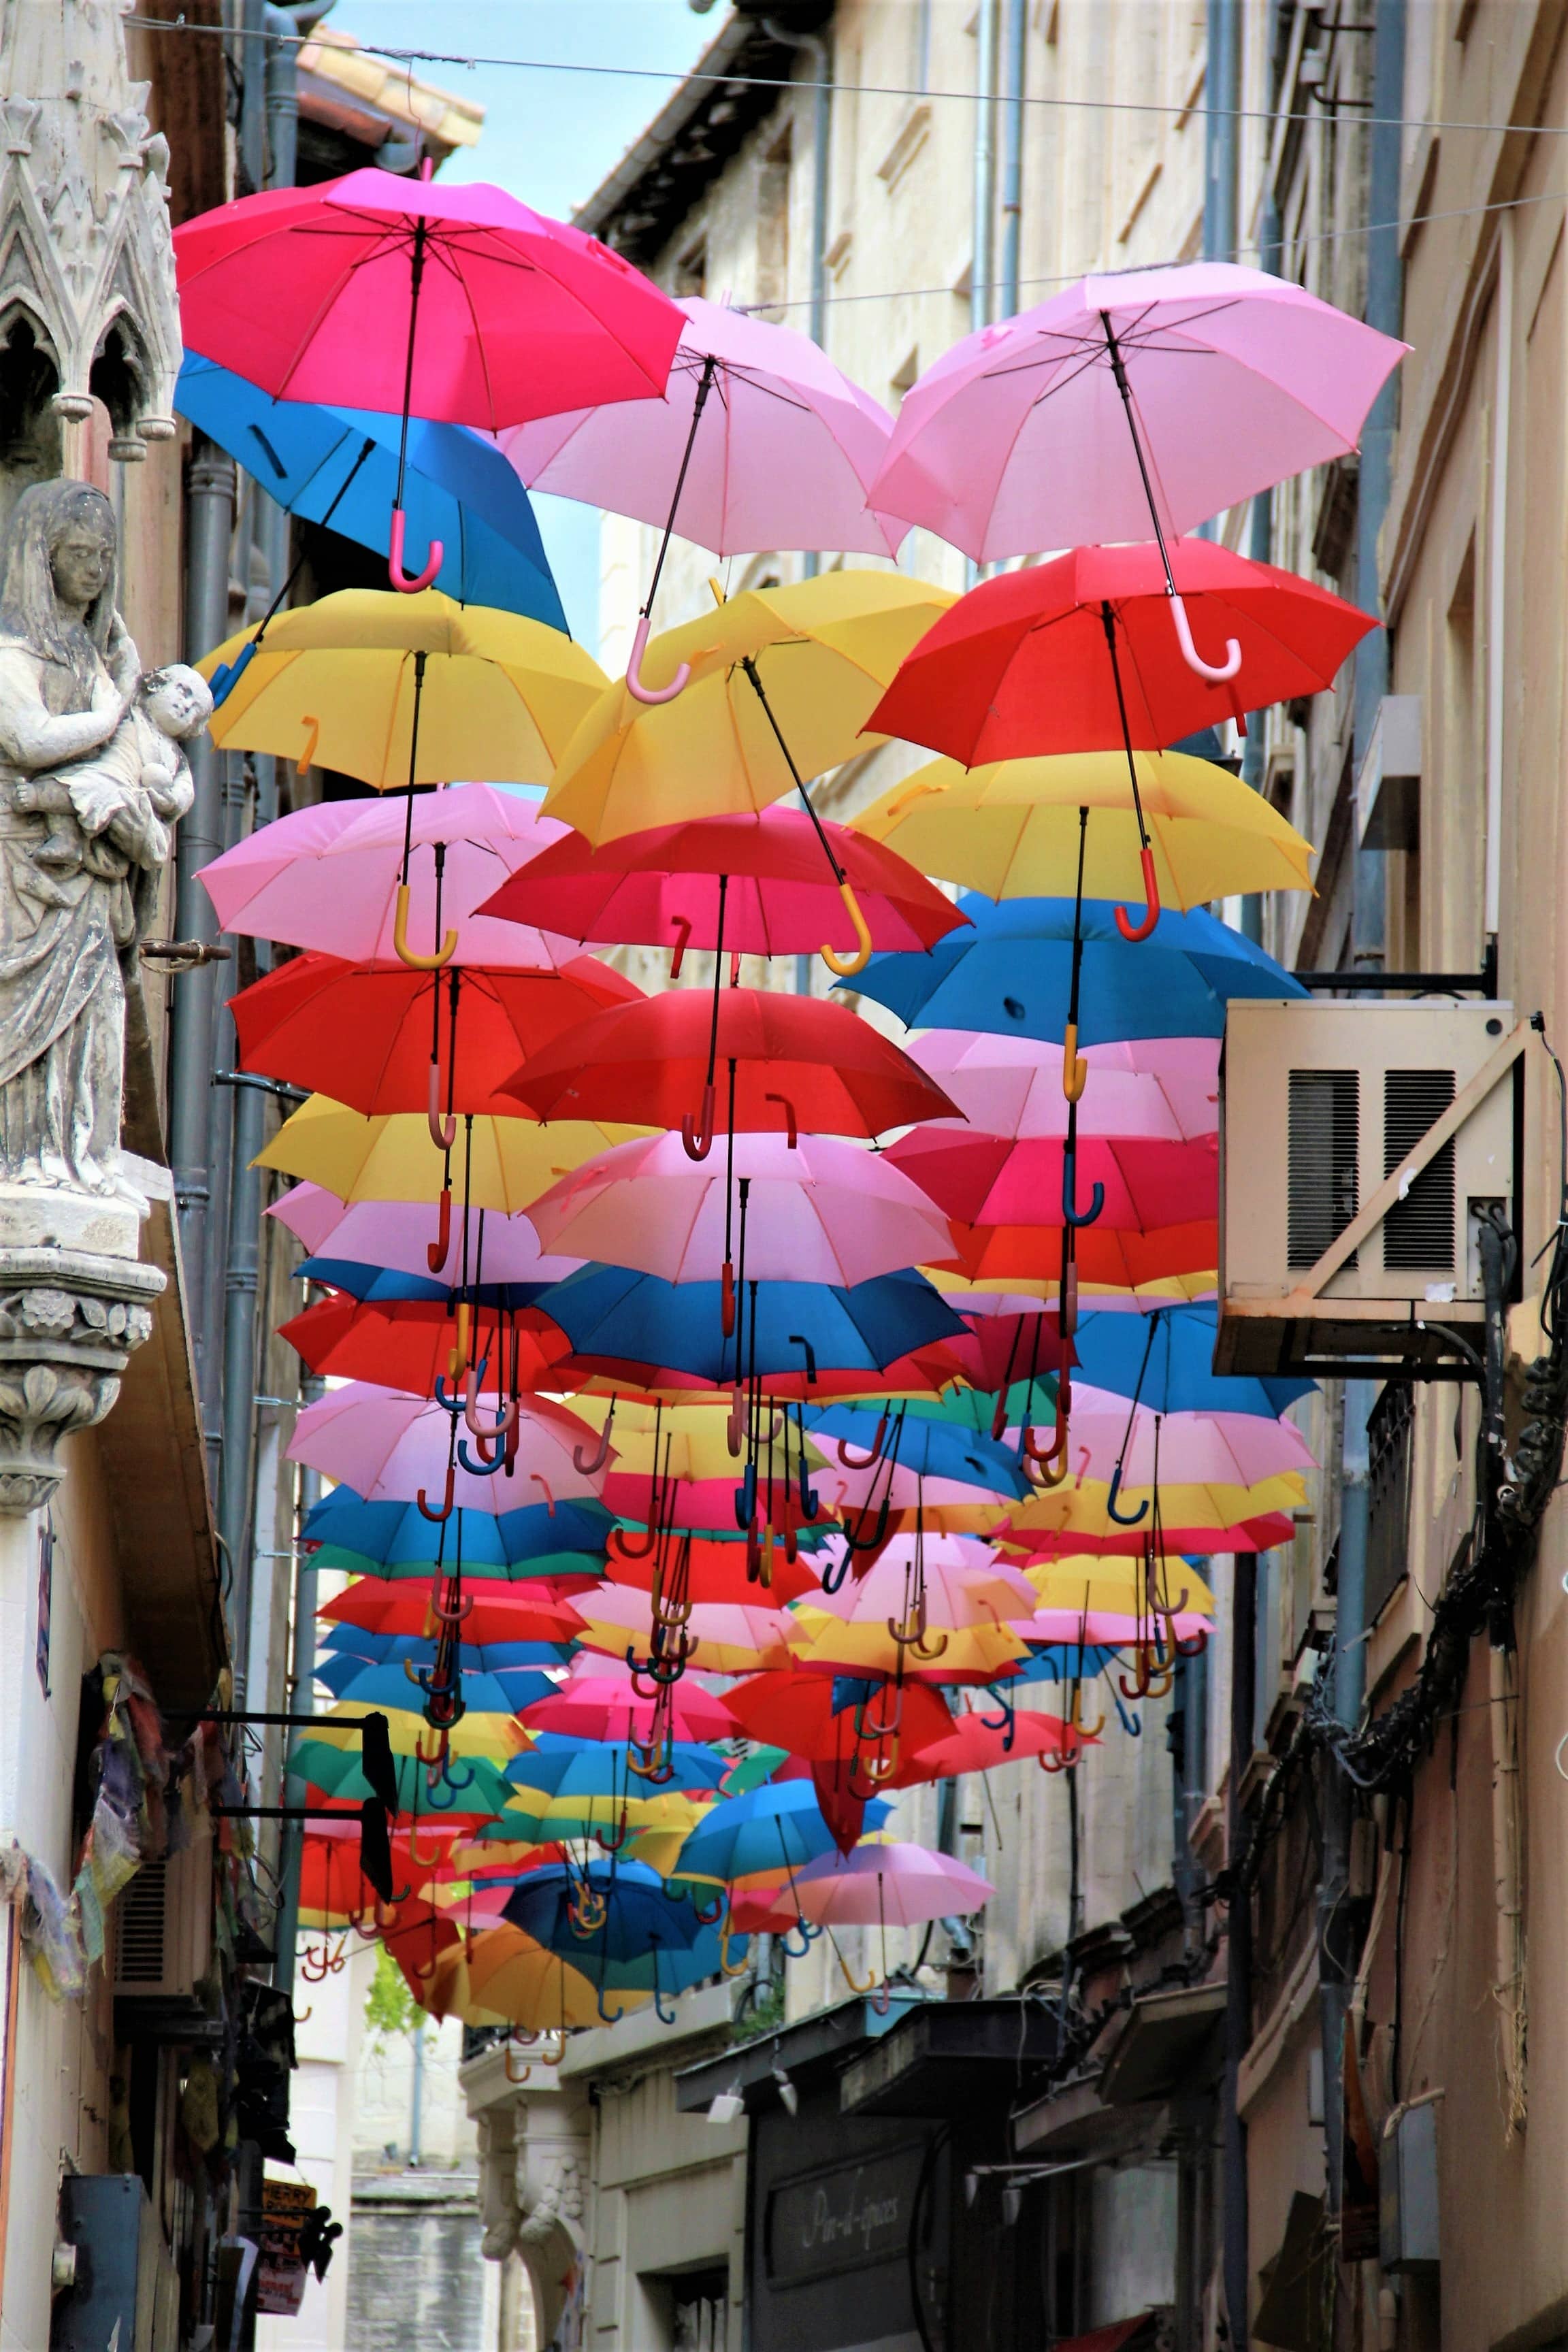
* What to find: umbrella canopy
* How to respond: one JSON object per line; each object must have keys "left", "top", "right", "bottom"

{"left": 722, "top": 1669, "right": 954, "bottom": 1761}
{"left": 176, "top": 352, "right": 567, "bottom": 622}
{"left": 887, "top": 1126, "right": 1215, "bottom": 1231}
{"left": 543, "top": 1263, "right": 966, "bottom": 1384}
{"left": 279, "top": 1293, "right": 573, "bottom": 1398}
{"left": 200, "top": 589, "right": 608, "bottom": 787}
{"left": 604, "top": 1528, "right": 821, "bottom": 1608}
{"left": 938, "top": 1215, "right": 1218, "bottom": 1292}
{"left": 1056, "top": 1396, "right": 1316, "bottom": 1489}
{"left": 231, "top": 953, "right": 640, "bottom": 1119}
{"left": 476, "top": 808, "right": 966, "bottom": 959}
{"left": 850, "top": 896, "right": 1304, "bottom": 1043}
{"left": 891, "top": 1704, "right": 1080, "bottom": 1783}
{"left": 459, "top": 1927, "right": 644, "bottom": 2030}
{"left": 906, "top": 1029, "right": 1218, "bottom": 1143}
{"left": 792, "top": 1840, "right": 993, "bottom": 1927}
{"left": 1071, "top": 1305, "right": 1314, "bottom": 1418}
{"left": 851, "top": 748, "right": 1315, "bottom": 907}
{"left": 503, "top": 293, "right": 906, "bottom": 557}
{"left": 201, "top": 787, "right": 579, "bottom": 968}
{"left": 864, "top": 540, "right": 1377, "bottom": 764}
{"left": 257, "top": 1097, "right": 650, "bottom": 1211}
{"left": 319, "top": 1584, "right": 587, "bottom": 1646}
{"left": 526, "top": 1130, "right": 956, "bottom": 1289}
{"left": 572, "top": 1585, "right": 795, "bottom": 1674}
{"left": 505, "top": 987, "right": 958, "bottom": 1137}
{"left": 287, "top": 1383, "right": 605, "bottom": 1511}
{"left": 174, "top": 168, "right": 683, "bottom": 428}
{"left": 674, "top": 1782, "right": 894, "bottom": 1886}
{"left": 806, "top": 1409, "right": 1032, "bottom": 1500}
{"left": 519, "top": 1662, "right": 735, "bottom": 1745}
{"left": 866, "top": 260, "right": 1406, "bottom": 560}
{"left": 542, "top": 573, "right": 953, "bottom": 841}
{"left": 272, "top": 1188, "right": 582, "bottom": 1292}
{"left": 304, "top": 1489, "right": 610, "bottom": 1580}
{"left": 312, "top": 1657, "right": 556, "bottom": 1715}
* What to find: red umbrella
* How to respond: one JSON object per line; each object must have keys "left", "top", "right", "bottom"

{"left": 888, "top": 1703, "right": 1081, "bottom": 1784}
{"left": 604, "top": 1529, "right": 821, "bottom": 1607}
{"left": 994, "top": 1510, "right": 1296, "bottom": 1559}
{"left": 866, "top": 539, "right": 1376, "bottom": 764}
{"left": 723, "top": 1667, "right": 953, "bottom": 1761}
{"left": 321, "top": 1584, "right": 586, "bottom": 1645}
{"left": 946, "top": 1309, "right": 1073, "bottom": 1394}
{"left": 476, "top": 809, "right": 968, "bottom": 961}
{"left": 887, "top": 1128, "right": 1217, "bottom": 1230}
{"left": 280, "top": 1293, "right": 572, "bottom": 1399}
{"left": 937, "top": 1218, "right": 1218, "bottom": 1289}
{"left": 519, "top": 1663, "right": 735, "bottom": 1745}
{"left": 231, "top": 953, "right": 639, "bottom": 1121}
{"left": 175, "top": 169, "right": 682, "bottom": 591}
{"left": 504, "top": 986, "right": 958, "bottom": 1149}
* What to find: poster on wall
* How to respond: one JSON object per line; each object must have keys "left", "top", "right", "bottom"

{"left": 256, "top": 2176, "right": 315, "bottom": 2316}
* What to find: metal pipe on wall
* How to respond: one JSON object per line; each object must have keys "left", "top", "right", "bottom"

{"left": 971, "top": 0, "right": 999, "bottom": 335}
{"left": 1221, "top": 1551, "right": 1257, "bottom": 2349}
{"left": 997, "top": 0, "right": 1026, "bottom": 322}
{"left": 1319, "top": 1379, "right": 1373, "bottom": 2222}
{"left": 1203, "top": 0, "right": 1239, "bottom": 271}
{"left": 764, "top": 18, "right": 832, "bottom": 583}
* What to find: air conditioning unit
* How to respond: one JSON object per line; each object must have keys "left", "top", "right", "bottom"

{"left": 1217, "top": 999, "right": 1524, "bottom": 1378}
{"left": 112, "top": 1824, "right": 212, "bottom": 2003}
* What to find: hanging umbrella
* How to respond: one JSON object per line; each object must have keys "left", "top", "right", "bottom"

{"left": 304, "top": 1490, "right": 610, "bottom": 1580}
{"left": 939, "top": 1216, "right": 1217, "bottom": 1292}
{"left": 890, "top": 1702, "right": 1081, "bottom": 1784}
{"left": 287, "top": 1383, "right": 606, "bottom": 1516}
{"left": 476, "top": 807, "right": 966, "bottom": 962}
{"left": 319, "top": 1584, "right": 587, "bottom": 1646}
{"left": 526, "top": 1130, "right": 956, "bottom": 1290}
{"left": 462, "top": 1927, "right": 647, "bottom": 2029}
{"left": 1071, "top": 1304, "right": 1314, "bottom": 1418}
{"left": 312, "top": 1657, "right": 557, "bottom": 1716}
{"left": 721, "top": 1668, "right": 953, "bottom": 1761}
{"left": 176, "top": 350, "right": 567, "bottom": 623}
{"left": 506, "top": 1734, "right": 732, "bottom": 1799}
{"left": 906, "top": 1029, "right": 1219, "bottom": 1143}
{"left": 175, "top": 167, "right": 683, "bottom": 591}
{"left": 851, "top": 896, "right": 1303, "bottom": 1042}
{"left": 791, "top": 1840, "right": 992, "bottom": 1928}
{"left": 519, "top": 1661, "right": 736, "bottom": 1746}
{"left": 570, "top": 1584, "right": 796, "bottom": 1675}
{"left": 604, "top": 1527, "right": 820, "bottom": 1608}
{"left": 887, "top": 1126, "right": 1215, "bottom": 1231}
{"left": 271, "top": 1186, "right": 582, "bottom": 1290}
{"left": 866, "top": 259, "right": 1405, "bottom": 561}
{"left": 996, "top": 1507, "right": 1296, "bottom": 1563}
{"left": 257, "top": 1097, "right": 650, "bottom": 1211}
{"left": 806, "top": 1409, "right": 1032, "bottom": 1500}
{"left": 201, "top": 787, "right": 580, "bottom": 969}
{"left": 280, "top": 1292, "right": 574, "bottom": 1399}
{"left": 672, "top": 1782, "right": 894, "bottom": 1889}
{"left": 852, "top": 747, "right": 1314, "bottom": 909}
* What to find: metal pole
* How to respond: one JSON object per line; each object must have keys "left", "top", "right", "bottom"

{"left": 1203, "top": 0, "right": 1239, "bottom": 269}
{"left": 764, "top": 20, "right": 832, "bottom": 589}
{"left": 272, "top": 1384, "right": 322, "bottom": 1999}
{"left": 1320, "top": 1382, "right": 1373, "bottom": 2221}
{"left": 971, "top": 0, "right": 998, "bottom": 335}
{"left": 1222, "top": 1551, "right": 1256, "bottom": 2348}
{"left": 263, "top": 5, "right": 300, "bottom": 191}
{"left": 238, "top": 0, "right": 268, "bottom": 195}
{"left": 998, "top": 0, "right": 1026, "bottom": 320}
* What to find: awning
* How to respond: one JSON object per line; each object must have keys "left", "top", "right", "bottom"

{"left": 837, "top": 1997, "right": 1060, "bottom": 2119}
{"left": 1096, "top": 1980, "right": 1226, "bottom": 2106}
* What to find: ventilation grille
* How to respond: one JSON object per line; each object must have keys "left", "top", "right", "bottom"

{"left": 116, "top": 1859, "right": 167, "bottom": 1987}
{"left": 1383, "top": 1068, "right": 1456, "bottom": 1269}
{"left": 1288, "top": 1069, "right": 1360, "bottom": 1268}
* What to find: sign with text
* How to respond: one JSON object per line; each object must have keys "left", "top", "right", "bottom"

{"left": 764, "top": 2143, "right": 926, "bottom": 2287}
{"left": 255, "top": 2177, "right": 315, "bottom": 2317}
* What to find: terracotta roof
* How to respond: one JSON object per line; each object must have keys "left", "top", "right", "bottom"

{"left": 296, "top": 27, "right": 485, "bottom": 159}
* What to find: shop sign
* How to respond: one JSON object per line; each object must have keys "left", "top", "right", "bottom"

{"left": 764, "top": 2142, "right": 927, "bottom": 2287}
{"left": 256, "top": 2177, "right": 314, "bottom": 2316}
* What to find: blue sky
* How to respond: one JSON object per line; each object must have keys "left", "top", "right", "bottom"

{"left": 326, "top": 1, "right": 720, "bottom": 646}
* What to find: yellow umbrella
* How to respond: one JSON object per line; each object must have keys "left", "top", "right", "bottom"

{"left": 571, "top": 1595, "right": 796, "bottom": 1676}
{"left": 924, "top": 1265, "right": 1219, "bottom": 1309}
{"left": 542, "top": 572, "right": 954, "bottom": 849}
{"left": 852, "top": 750, "right": 1315, "bottom": 908}
{"left": 200, "top": 587, "right": 608, "bottom": 787}
{"left": 306, "top": 1704, "right": 527, "bottom": 1763}
{"left": 1000, "top": 1471, "right": 1308, "bottom": 1544}
{"left": 255, "top": 1094, "right": 651, "bottom": 1209}
{"left": 571, "top": 1396, "right": 828, "bottom": 1485}
{"left": 787, "top": 1603, "right": 1026, "bottom": 1682}
{"left": 1026, "top": 1561, "right": 1218, "bottom": 1617}
{"left": 465, "top": 1927, "right": 647, "bottom": 2029}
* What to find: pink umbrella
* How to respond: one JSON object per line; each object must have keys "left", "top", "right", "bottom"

{"left": 519, "top": 1661, "right": 735, "bottom": 1746}
{"left": 911, "top": 1030, "right": 1217, "bottom": 1143}
{"left": 269, "top": 1186, "right": 582, "bottom": 1290}
{"left": 287, "top": 1382, "right": 607, "bottom": 1519}
{"left": 526, "top": 1130, "right": 956, "bottom": 1290}
{"left": 793, "top": 1840, "right": 992, "bottom": 1928}
{"left": 802, "top": 1540, "right": 1037, "bottom": 1627}
{"left": 568, "top": 1584, "right": 795, "bottom": 1670}
{"left": 502, "top": 295, "right": 906, "bottom": 700}
{"left": 868, "top": 260, "right": 1405, "bottom": 679}
{"left": 1043, "top": 1390, "right": 1316, "bottom": 1488}
{"left": 887, "top": 1125, "right": 1216, "bottom": 1230}
{"left": 1021, "top": 1607, "right": 1212, "bottom": 1646}
{"left": 175, "top": 169, "right": 683, "bottom": 591}
{"left": 199, "top": 785, "right": 580, "bottom": 968}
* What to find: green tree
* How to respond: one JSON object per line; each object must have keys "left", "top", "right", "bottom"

{"left": 364, "top": 1941, "right": 424, "bottom": 2046}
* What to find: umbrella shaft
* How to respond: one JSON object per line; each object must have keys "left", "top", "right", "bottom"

{"left": 644, "top": 353, "right": 718, "bottom": 619}
{"left": 395, "top": 218, "right": 429, "bottom": 510}
{"left": 1098, "top": 312, "right": 1177, "bottom": 597}
{"left": 739, "top": 657, "right": 844, "bottom": 884}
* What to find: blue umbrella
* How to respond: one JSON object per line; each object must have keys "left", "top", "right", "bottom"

{"left": 315, "top": 1628, "right": 575, "bottom": 1673}
{"left": 544, "top": 1263, "right": 966, "bottom": 1384}
{"left": 302, "top": 1489, "right": 611, "bottom": 1581}
{"left": 1070, "top": 1304, "right": 1315, "bottom": 1419}
{"left": 502, "top": 1860, "right": 715, "bottom": 1975}
{"left": 846, "top": 894, "right": 1304, "bottom": 1043}
{"left": 806, "top": 1404, "right": 1031, "bottom": 1497}
{"left": 312, "top": 1658, "right": 557, "bottom": 1715}
{"left": 674, "top": 1780, "right": 893, "bottom": 1884}
{"left": 504, "top": 1735, "right": 732, "bottom": 1801}
{"left": 175, "top": 351, "right": 567, "bottom": 626}
{"left": 299, "top": 1256, "right": 561, "bottom": 1312}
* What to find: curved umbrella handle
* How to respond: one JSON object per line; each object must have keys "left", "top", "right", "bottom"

{"left": 789, "top": 1333, "right": 818, "bottom": 1388}
{"left": 668, "top": 913, "right": 693, "bottom": 980}
{"left": 1068, "top": 1686, "right": 1105, "bottom": 1739}
{"left": 1105, "top": 1463, "right": 1149, "bottom": 1526}
{"left": 428, "top": 1580, "right": 473, "bottom": 1627}
{"left": 504, "top": 2040, "right": 534, "bottom": 2086}
{"left": 208, "top": 637, "right": 257, "bottom": 710}
{"left": 297, "top": 715, "right": 320, "bottom": 777}
{"left": 1062, "top": 1152, "right": 1105, "bottom": 1229}
{"left": 388, "top": 507, "right": 442, "bottom": 595}
{"left": 573, "top": 1409, "right": 614, "bottom": 1476}
{"left": 447, "top": 1303, "right": 472, "bottom": 1383}
{"left": 1169, "top": 589, "right": 1241, "bottom": 683}
{"left": 820, "top": 879, "right": 874, "bottom": 979}
{"left": 1061, "top": 1019, "right": 1089, "bottom": 1104}
{"left": 625, "top": 613, "right": 691, "bottom": 705}
{"left": 835, "top": 1414, "right": 887, "bottom": 1472}
{"left": 616, "top": 1520, "right": 656, "bottom": 1558}
{"left": 529, "top": 1471, "right": 555, "bottom": 1517}
{"left": 764, "top": 1092, "right": 798, "bottom": 1149}
{"left": 426, "top": 1187, "right": 453, "bottom": 1276}
{"left": 837, "top": 1949, "right": 878, "bottom": 1996}
{"left": 393, "top": 881, "right": 457, "bottom": 972}
{"left": 681, "top": 1082, "right": 715, "bottom": 1162}
{"left": 427, "top": 1062, "right": 457, "bottom": 1152}
{"left": 456, "top": 1432, "right": 507, "bottom": 1477}
{"left": 1176, "top": 1627, "right": 1210, "bottom": 1659}
{"left": 734, "top": 1463, "right": 757, "bottom": 1531}
{"left": 1114, "top": 844, "right": 1162, "bottom": 945}
{"left": 466, "top": 1379, "right": 517, "bottom": 1443}
{"left": 416, "top": 1465, "right": 455, "bottom": 1522}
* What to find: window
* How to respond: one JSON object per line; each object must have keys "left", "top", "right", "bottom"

{"left": 1365, "top": 1382, "right": 1415, "bottom": 1624}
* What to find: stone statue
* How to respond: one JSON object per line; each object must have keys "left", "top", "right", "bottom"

{"left": 0, "top": 477, "right": 182, "bottom": 1509}
{"left": 0, "top": 478, "right": 203, "bottom": 1193}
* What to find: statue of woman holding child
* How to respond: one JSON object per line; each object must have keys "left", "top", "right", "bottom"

{"left": 0, "top": 479, "right": 209, "bottom": 1193}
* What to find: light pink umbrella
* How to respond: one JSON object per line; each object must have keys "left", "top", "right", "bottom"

{"left": 569, "top": 1584, "right": 795, "bottom": 1670}
{"left": 268, "top": 1184, "right": 582, "bottom": 1289}
{"left": 1020, "top": 1607, "right": 1212, "bottom": 1646}
{"left": 1043, "top": 1389, "right": 1316, "bottom": 1488}
{"left": 910, "top": 1030, "right": 1217, "bottom": 1142}
{"left": 198, "top": 783, "right": 576, "bottom": 966}
{"left": 502, "top": 295, "right": 906, "bottom": 702}
{"left": 525, "top": 1130, "right": 955, "bottom": 1290}
{"left": 793, "top": 1840, "right": 992, "bottom": 1928}
{"left": 287, "top": 1382, "right": 607, "bottom": 1518}
{"left": 868, "top": 261, "right": 1406, "bottom": 679}
{"left": 802, "top": 1541, "right": 1037, "bottom": 1627}
{"left": 813, "top": 1464, "right": 1022, "bottom": 1516}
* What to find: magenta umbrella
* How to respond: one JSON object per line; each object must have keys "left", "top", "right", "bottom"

{"left": 525, "top": 1130, "right": 956, "bottom": 1290}
{"left": 501, "top": 295, "right": 906, "bottom": 700}
{"left": 793, "top": 1840, "right": 993, "bottom": 1929}
{"left": 175, "top": 168, "right": 683, "bottom": 591}
{"left": 268, "top": 1186, "right": 583, "bottom": 1291}
{"left": 867, "top": 261, "right": 1405, "bottom": 681}
{"left": 199, "top": 784, "right": 578, "bottom": 968}
{"left": 287, "top": 1382, "right": 608, "bottom": 1521}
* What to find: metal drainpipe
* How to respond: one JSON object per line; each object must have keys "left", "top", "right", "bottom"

{"left": 1319, "top": 1382, "right": 1373, "bottom": 2222}
{"left": 1203, "top": 0, "right": 1239, "bottom": 272}
{"left": 170, "top": 443, "right": 235, "bottom": 1362}
{"left": 1352, "top": 0, "right": 1407, "bottom": 970}
{"left": 972, "top": 0, "right": 998, "bottom": 336}
{"left": 1221, "top": 1550, "right": 1256, "bottom": 2350}
{"left": 272, "top": 1382, "right": 323, "bottom": 1999}
{"left": 997, "top": 0, "right": 1026, "bottom": 321}
{"left": 1237, "top": 197, "right": 1281, "bottom": 947}
{"left": 263, "top": 6, "right": 299, "bottom": 188}
{"left": 238, "top": 0, "right": 268, "bottom": 193}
